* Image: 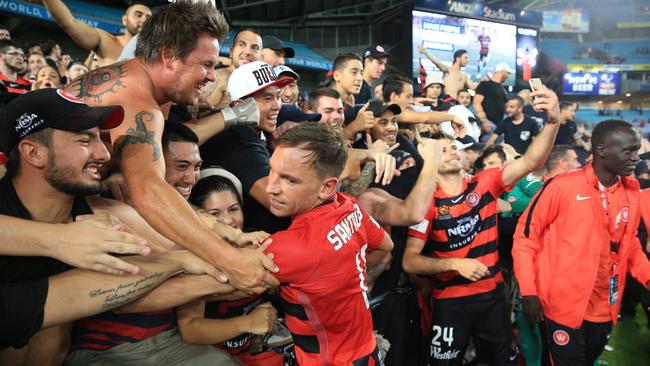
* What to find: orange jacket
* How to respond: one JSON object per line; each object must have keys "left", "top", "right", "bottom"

{"left": 513, "top": 164, "right": 650, "bottom": 328}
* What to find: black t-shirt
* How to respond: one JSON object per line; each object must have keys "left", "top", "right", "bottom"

{"left": 200, "top": 125, "right": 290, "bottom": 233}
{"left": 356, "top": 81, "right": 373, "bottom": 105}
{"left": 368, "top": 135, "right": 423, "bottom": 296}
{"left": 475, "top": 80, "right": 507, "bottom": 123}
{"left": 555, "top": 120, "right": 578, "bottom": 146}
{"left": 494, "top": 115, "right": 540, "bottom": 154}
{"left": 523, "top": 105, "right": 547, "bottom": 130}
{"left": 0, "top": 175, "right": 90, "bottom": 349}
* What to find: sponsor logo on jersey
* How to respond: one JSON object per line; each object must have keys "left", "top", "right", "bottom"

{"left": 621, "top": 206, "right": 629, "bottom": 223}
{"left": 553, "top": 330, "right": 570, "bottom": 346}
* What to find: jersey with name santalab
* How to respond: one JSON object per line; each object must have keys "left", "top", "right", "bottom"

{"left": 408, "top": 167, "right": 510, "bottom": 300}
{"left": 266, "top": 192, "right": 385, "bottom": 365}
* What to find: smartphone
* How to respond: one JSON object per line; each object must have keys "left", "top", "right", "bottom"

{"left": 529, "top": 78, "right": 543, "bottom": 91}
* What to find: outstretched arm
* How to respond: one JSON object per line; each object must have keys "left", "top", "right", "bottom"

{"left": 42, "top": 250, "right": 218, "bottom": 328}
{"left": 418, "top": 46, "right": 449, "bottom": 73}
{"left": 502, "top": 85, "right": 560, "bottom": 186}
{"left": 43, "top": 0, "right": 105, "bottom": 52}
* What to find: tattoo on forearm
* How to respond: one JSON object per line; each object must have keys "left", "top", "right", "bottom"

{"left": 115, "top": 111, "right": 161, "bottom": 161}
{"left": 344, "top": 162, "right": 376, "bottom": 198}
{"left": 70, "top": 63, "right": 126, "bottom": 103}
{"left": 88, "top": 271, "right": 168, "bottom": 309}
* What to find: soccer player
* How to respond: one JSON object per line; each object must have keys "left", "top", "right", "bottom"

{"left": 513, "top": 120, "right": 650, "bottom": 366}
{"left": 264, "top": 123, "right": 394, "bottom": 365}
{"left": 403, "top": 84, "right": 561, "bottom": 365}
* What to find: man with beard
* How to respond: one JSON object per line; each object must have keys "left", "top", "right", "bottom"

{"left": 485, "top": 96, "right": 540, "bottom": 155}
{"left": 65, "top": 0, "right": 277, "bottom": 294}
{"left": 0, "top": 89, "right": 233, "bottom": 365}
{"left": 43, "top": 0, "right": 151, "bottom": 67}
{"left": 403, "top": 84, "right": 561, "bottom": 366}
{"left": 514, "top": 120, "right": 650, "bottom": 366}
{"left": 419, "top": 48, "right": 477, "bottom": 99}
{"left": 0, "top": 41, "right": 30, "bottom": 93}
{"left": 474, "top": 62, "right": 513, "bottom": 126}
{"left": 357, "top": 45, "right": 389, "bottom": 105}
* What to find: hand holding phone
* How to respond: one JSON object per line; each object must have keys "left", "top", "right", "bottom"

{"left": 529, "top": 78, "right": 543, "bottom": 91}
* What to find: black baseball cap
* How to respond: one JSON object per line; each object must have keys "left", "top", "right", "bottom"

{"left": 640, "top": 151, "right": 650, "bottom": 160}
{"left": 363, "top": 45, "right": 389, "bottom": 61}
{"left": 367, "top": 101, "right": 401, "bottom": 118}
{"left": 262, "top": 36, "right": 295, "bottom": 58}
{"left": 277, "top": 104, "right": 321, "bottom": 127}
{"left": 0, "top": 88, "right": 124, "bottom": 153}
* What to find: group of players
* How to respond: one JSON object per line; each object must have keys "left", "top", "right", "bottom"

{"left": 0, "top": 1, "right": 649, "bottom": 366}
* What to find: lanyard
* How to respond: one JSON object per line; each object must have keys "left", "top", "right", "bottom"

{"left": 598, "top": 181, "right": 627, "bottom": 267}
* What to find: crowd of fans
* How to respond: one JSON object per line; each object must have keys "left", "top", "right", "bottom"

{"left": 0, "top": 1, "right": 649, "bottom": 366}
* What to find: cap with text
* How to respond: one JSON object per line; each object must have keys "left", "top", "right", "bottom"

{"left": 0, "top": 88, "right": 124, "bottom": 154}
{"left": 228, "top": 61, "right": 294, "bottom": 101}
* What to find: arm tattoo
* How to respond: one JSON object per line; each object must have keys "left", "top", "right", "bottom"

{"left": 344, "top": 162, "right": 376, "bottom": 198}
{"left": 115, "top": 111, "right": 161, "bottom": 161}
{"left": 70, "top": 63, "right": 126, "bottom": 103}
{"left": 88, "top": 271, "right": 172, "bottom": 309}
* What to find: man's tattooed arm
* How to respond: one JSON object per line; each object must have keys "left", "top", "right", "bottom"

{"left": 343, "top": 162, "right": 376, "bottom": 198}
{"left": 66, "top": 63, "right": 126, "bottom": 103}
{"left": 114, "top": 111, "right": 161, "bottom": 161}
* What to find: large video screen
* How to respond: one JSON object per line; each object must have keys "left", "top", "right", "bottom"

{"left": 412, "top": 10, "right": 517, "bottom": 88}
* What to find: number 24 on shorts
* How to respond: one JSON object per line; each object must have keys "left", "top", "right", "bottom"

{"left": 432, "top": 325, "right": 454, "bottom": 347}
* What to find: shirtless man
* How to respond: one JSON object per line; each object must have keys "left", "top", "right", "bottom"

{"left": 64, "top": 0, "right": 277, "bottom": 293}
{"left": 418, "top": 47, "right": 477, "bottom": 99}
{"left": 43, "top": 0, "right": 152, "bottom": 67}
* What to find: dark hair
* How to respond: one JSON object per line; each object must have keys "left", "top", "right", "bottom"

{"left": 560, "top": 101, "right": 576, "bottom": 111}
{"left": 332, "top": 53, "right": 362, "bottom": 72}
{"left": 36, "top": 65, "right": 61, "bottom": 81}
{"left": 508, "top": 96, "right": 524, "bottom": 107}
{"left": 277, "top": 123, "right": 348, "bottom": 178}
{"left": 428, "top": 131, "right": 456, "bottom": 142}
{"left": 307, "top": 88, "right": 341, "bottom": 111}
{"left": 40, "top": 39, "right": 58, "bottom": 56}
{"left": 544, "top": 144, "right": 576, "bottom": 171}
{"left": 382, "top": 74, "right": 411, "bottom": 101}
{"left": 453, "top": 49, "right": 468, "bottom": 64}
{"left": 189, "top": 175, "right": 242, "bottom": 208}
{"left": 136, "top": 0, "right": 229, "bottom": 62}
{"left": 591, "top": 119, "right": 634, "bottom": 148}
{"left": 162, "top": 122, "right": 199, "bottom": 153}
{"left": 0, "top": 40, "right": 19, "bottom": 53}
{"left": 457, "top": 89, "right": 471, "bottom": 97}
{"left": 480, "top": 144, "right": 506, "bottom": 165}
{"left": 5, "top": 128, "right": 53, "bottom": 177}
{"left": 125, "top": 2, "right": 150, "bottom": 15}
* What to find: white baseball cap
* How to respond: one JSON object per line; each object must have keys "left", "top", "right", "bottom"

{"left": 494, "top": 62, "right": 515, "bottom": 74}
{"left": 227, "top": 61, "right": 294, "bottom": 100}
{"left": 424, "top": 73, "right": 444, "bottom": 89}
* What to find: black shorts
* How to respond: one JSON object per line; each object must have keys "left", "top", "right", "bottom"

{"left": 545, "top": 318, "right": 612, "bottom": 366}
{"left": 0, "top": 279, "right": 48, "bottom": 349}
{"left": 429, "top": 289, "right": 515, "bottom": 366}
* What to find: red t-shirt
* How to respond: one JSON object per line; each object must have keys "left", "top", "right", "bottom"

{"left": 408, "top": 167, "right": 511, "bottom": 300}
{"left": 265, "top": 192, "right": 385, "bottom": 365}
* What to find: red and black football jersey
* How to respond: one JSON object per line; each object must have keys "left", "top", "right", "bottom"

{"left": 408, "top": 168, "right": 511, "bottom": 300}
{"left": 265, "top": 192, "right": 386, "bottom": 366}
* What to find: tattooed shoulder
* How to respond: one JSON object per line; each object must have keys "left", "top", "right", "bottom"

{"left": 69, "top": 62, "right": 127, "bottom": 103}
{"left": 115, "top": 111, "right": 161, "bottom": 161}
